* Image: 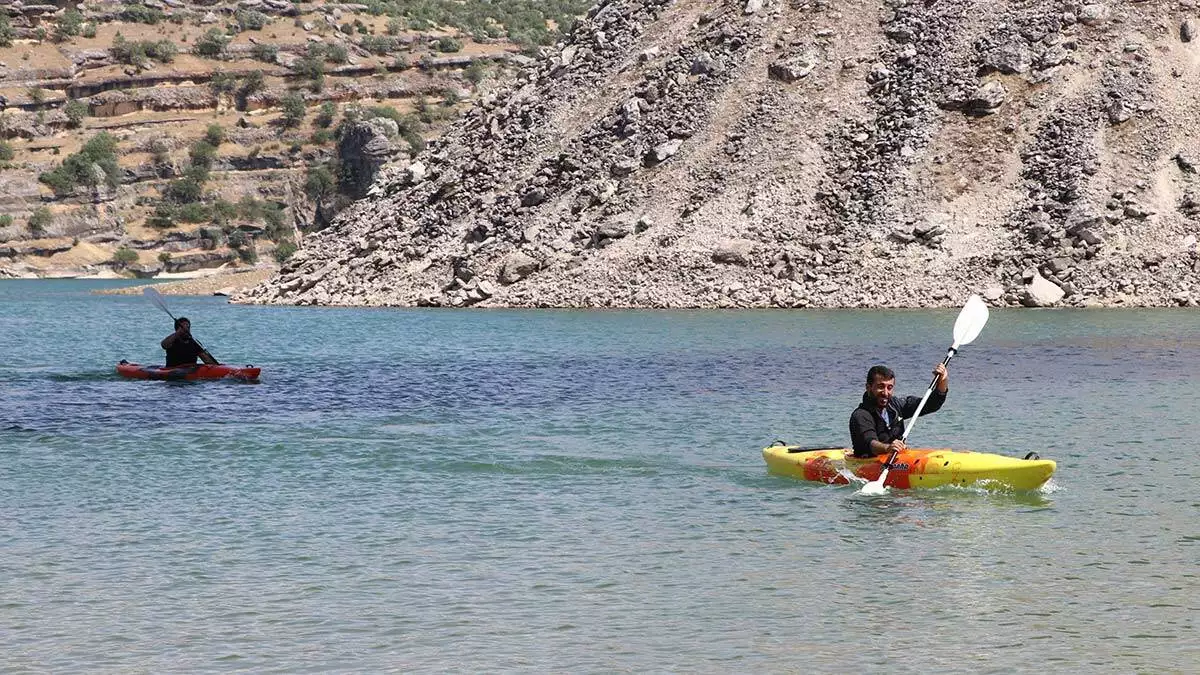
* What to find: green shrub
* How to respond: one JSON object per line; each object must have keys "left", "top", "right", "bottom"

{"left": 238, "top": 195, "right": 264, "bottom": 220}
{"left": 210, "top": 70, "right": 237, "bottom": 95}
{"left": 435, "top": 37, "right": 463, "bottom": 53}
{"left": 111, "top": 35, "right": 176, "bottom": 67}
{"left": 294, "top": 52, "right": 325, "bottom": 81}
{"left": 212, "top": 198, "right": 238, "bottom": 224}
{"left": 237, "top": 246, "right": 258, "bottom": 263}
{"left": 279, "top": 93, "right": 306, "bottom": 128}
{"left": 163, "top": 171, "right": 206, "bottom": 204}
{"left": 194, "top": 28, "right": 229, "bottom": 57}
{"left": 227, "top": 229, "right": 249, "bottom": 249}
{"left": 0, "top": 15, "right": 13, "bottom": 48}
{"left": 120, "top": 3, "right": 164, "bottom": 25}
{"left": 310, "top": 129, "right": 333, "bottom": 145}
{"left": 204, "top": 124, "right": 225, "bottom": 147}
{"left": 177, "top": 202, "right": 211, "bottom": 223}
{"left": 386, "top": 18, "right": 402, "bottom": 36}
{"left": 304, "top": 163, "right": 336, "bottom": 201}
{"left": 465, "top": 60, "right": 487, "bottom": 84}
{"left": 55, "top": 9, "right": 84, "bottom": 42}
{"left": 239, "top": 70, "right": 266, "bottom": 98}
{"left": 252, "top": 43, "right": 278, "bottom": 63}
{"left": 112, "top": 246, "right": 139, "bottom": 267}
{"left": 148, "top": 138, "right": 171, "bottom": 164}
{"left": 146, "top": 203, "right": 176, "bottom": 229}
{"left": 64, "top": 99, "right": 88, "bottom": 128}
{"left": 326, "top": 44, "right": 349, "bottom": 64}
{"left": 38, "top": 133, "right": 121, "bottom": 196}
{"left": 189, "top": 141, "right": 217, "bottom": 170}
{"left": 235, "top": 9, "right": 271, "bottom": 31}
{"left": 28, "top": 88, "right": 46, "bottom": 105}
{"left": 158, "top": 251, "right": 171, "bottom": 264}
{"left": 262, "top": 206, "right": 288, "bottom": 240}
{"left": 0, "top": 141, "right": 13, "bottom": 162}
{"left": 273, "top": 239, "right": 297, "bottom": 262}
{"left": 81, "top": 23, "right": 96, "bottom": 39}
{"left": 360, "top": 35, "right": 398, "bottom": 55}
{"left": 315, "top": 102, "right": 337, "bottom": 128}
{"left": 0, "top": 214, "right": 13, "bottom": 227}
{"left": 28, "top": 207, "right": 53, "bottom": 236}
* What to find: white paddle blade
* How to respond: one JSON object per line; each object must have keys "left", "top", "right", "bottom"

{"left": 859, "top": 475, "right": 889, "bottom": 496}
{"left": 142, "top": 287, "right": 172, "bottom": 317}
{"left": 952, "top": 294, "right": 989, "bottom": 348}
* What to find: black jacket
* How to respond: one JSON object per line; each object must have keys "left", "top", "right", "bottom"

{"left": 165, "top": 334, "right": 204, "bottom": 367}
{"left": 849, "top": 389, "right": 946, "bottom": 457}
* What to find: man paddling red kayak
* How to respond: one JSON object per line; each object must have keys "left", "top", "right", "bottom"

{"left": 161, "top": 317, "right": 218, "bottom": 367}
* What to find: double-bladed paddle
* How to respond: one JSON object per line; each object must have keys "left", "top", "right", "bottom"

{"left": 859, "top": 295, "right": 990, "bottom": 495}
{"left": 142, "top": 286, "right": 219, "bottom": 364}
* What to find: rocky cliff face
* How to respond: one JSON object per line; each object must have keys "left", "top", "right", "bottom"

{"left": 240, "top": 0, "right": 1200, "bottom": 309}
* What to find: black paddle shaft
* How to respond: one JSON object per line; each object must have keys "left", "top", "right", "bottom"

{"left": 880, "top": 347, "right": 957, "bottom": 471}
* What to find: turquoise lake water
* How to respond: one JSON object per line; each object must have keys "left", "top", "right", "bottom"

{"left": 1, "top": 280, "right": 1198, "bottom": 672}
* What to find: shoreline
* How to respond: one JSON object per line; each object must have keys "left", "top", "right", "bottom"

{"left": 93, "top": 268, "right": 278, "bottom": 297}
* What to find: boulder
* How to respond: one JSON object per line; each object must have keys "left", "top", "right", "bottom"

{"left": 499, "top": 251, "right": 539, "bottom": 284}
{"left": 1021, "top": 273, "right": 1065, "bottom": 307}
{"left": 768, "top": 53, "right": 818, "bottom": 83}
{"left": 712, "top": 239, "right": 755, "bottom": 266}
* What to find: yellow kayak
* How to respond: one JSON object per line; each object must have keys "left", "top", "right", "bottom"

{"left": 762, "top": 443, "right": 1056, "bottom": 491}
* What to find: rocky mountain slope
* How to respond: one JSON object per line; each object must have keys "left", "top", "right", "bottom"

{"left": 0, "top": 0, "right": 571, "bottom": 280}
{"left": 241, "top": 0, "right": 1200, "bottom": 308}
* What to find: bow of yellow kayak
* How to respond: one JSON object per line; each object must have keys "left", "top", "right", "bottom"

{"left": 762, "top": 444, "right": 1056, "bottom": 491}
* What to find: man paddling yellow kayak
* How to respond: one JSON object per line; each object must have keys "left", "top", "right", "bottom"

{"left": 849, "top": 363, "right": 949, "bottom": 458}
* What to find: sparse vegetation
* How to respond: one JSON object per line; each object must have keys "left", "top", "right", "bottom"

{"left": 280, "top": 93, "right": 307, "bottom": 128}
{"left": 435, "top": 37, "right": 463, "bottom": 53}
{"left": 0, "top": 214, "right": 12, "bottom": 227}
{"left": 252, "top": 43, "right": 278, "bottom": 63}
{"left": 358, "top": 0, "right": 584, "bottom": 46}
{"left": 146, "top": 203, "right": 176, "bottom": 229}
{"left": 28, "top": 207, "right": 53, "bottom": 236}
{"left": 273, "top": 240, "right": 298, "bottom": 262}
{"left": 315, "top": 102, "right": 337, "bottom": 129}
{"left": 177, "top": 202, "right": 212, "bottom": 223}
{"left": 465, "top": 60, "right": 488, "bottom": 84}
{"left": 189, "top": 141, "right": 218, "bottom": 171}
{"left": 111, "top": 35, "right": 177, "bottom": 68}
{"left": 0, "top": 15, "right": 12, "bottom": 48}
{"left": 360, "top": 35, "right": 399, "bottom": 55}
{"left": 54, "top": 9, "right": 84, "bottom": 42}
{"left": 235, "top": 9, "right": 271, "bottom": 32}
{"left": 194, "top": 28, "right": 230, "bottom": 57}
{"left": 28, "top": 88, "right": 46, "bottom": 106}
{"left": 162, "top": 167, "right": 207, "bottom": 204}
{"left": 0, "top": 142, "right": 13, "bottom": 162}
{"left": 158, "top": 251, "right": 171, "bottom": 265}
{"left": 112, "top": 246, "right": 139, "bottom": 267}
{"left": 326, "top": 44, "right": 349, "bottom": 64}
{"left": 204, "top": 124, "right": 226, "bottom": 147}
{"left": 304, "top": 163, "right": 337, "bottom": 203}
{"left": 64, "top": 100, "right": 89, "bottom": 129}
{"left": 39, "top": 133, "right": 121, "bottom": 196}
{"left": 120, "top": 2, "right": 166, "bottom": 25}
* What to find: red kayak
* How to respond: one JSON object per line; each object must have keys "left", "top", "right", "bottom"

{"left": 116, "top": 361, "right": 261, "bottom": 382}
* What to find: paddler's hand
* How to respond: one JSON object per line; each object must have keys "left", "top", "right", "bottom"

{"left": 887, "top": 439, "right": 906, "bottom": 454}
{"left": 932, "top": 363, "right": 948, "bottom": 392}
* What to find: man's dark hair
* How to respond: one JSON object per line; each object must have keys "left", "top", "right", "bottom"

{"left": 174, "top": 317, "right": 189, "bottom": 330}
{"left": 866, "top": 365, "right": 895, "bottom": 385}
